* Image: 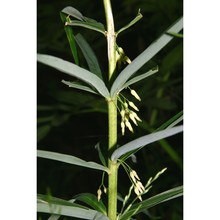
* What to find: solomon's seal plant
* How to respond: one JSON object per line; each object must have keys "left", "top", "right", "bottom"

{"left": 37, "top": 1, "right": 183, "bottom": 219}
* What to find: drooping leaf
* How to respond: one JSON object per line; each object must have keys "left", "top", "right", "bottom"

{"left": 61, "top": 80, "right": 99, "bottom": 95}
{"left": 119, "top": 186, "right": 183, "bottom": 220}
{"left": 111, "top": 125, "right": 183, "bottom": 161}
{"left": 75, "top": 33, "right": 103, "bottom": 79}
{"left": 110, "top": 17, "right": 183, "bottom": 97}
{"left": 61, "top": 6, "right": 84, "bottom": 21}
{"left": 62, "top": 6, "right": 106, "bottom": 35}
{"left": 37, "top": 54, "right": 110, "bottom": 98}
{"left": 73, "top": 193, "right": 107, "bottom": 215}
{"left": 37, "top": 150, "right": 109, "bottom": 173}
{"left": 37, "top": 194, "right": 109, "bottom": 220}
{"left": 116, "top": 9, "right": 143, "bottom": 36}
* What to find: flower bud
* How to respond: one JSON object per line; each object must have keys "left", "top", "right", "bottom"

{"left": 128, "top": 101, "right": 139, "bottom": 111}
{"left": 130, "top": 89, "right": 141, "bottom": 101}
{"left": 97, "top": 189, "right": 102, "bottom": 201}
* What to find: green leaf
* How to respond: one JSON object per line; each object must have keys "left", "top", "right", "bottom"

{"left": 116, "top": 9, "right": 143, "bottom": 36}
{"left": 119, "top": 186, "right": 183, "bottom": 220}
{"left": 61, "top": 80, "right": 99, "bottom": 95}
{"left": 37, "top": 150, "right": 109, "bottom": 173}
{"left": 62, "top": 6, "right": 106, "bottom": 35}
{"left": 37, "top": 194, "right": 109, "bottom": 220}
{"left": 95, "top": 143, "right": 107, "bottom": 167}
{"left": 66, "top": 20, "right": 106, "bottom": 35}
{"left": 61, "top": 6, "right": 84, "bottom": 21}
{"left": 111, "top": 125, "right": 183, "bottom": 161}
{"left": 37, "top": 54, "right": 110, "bottom": 98}
{"left": 166, "top": 31, "right": 183, "bottom": 38}
{"left": 157, "top": 111, "right": 183, "bottom": 131}
{"left": 122, "top": 66, "right": 158, "bottom": 89}
{"left": 60, "top": 12, "right": 79, "bottom": 65}
{"left": 110, "top": 17, "right": 183, "bottom": 97}
{"left": 37, "top": 125, "right": 51, "bottom": 142}
{"left": 75, "top": 33, "right": 103, "bottom": 79}
{"left": 73, "top": 193, "right": 107, "bottom": 215}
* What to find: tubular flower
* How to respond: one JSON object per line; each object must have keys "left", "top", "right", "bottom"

{"left": 128, "top": 101, "right": 139, "bottom": 111}
{"left": 129, "top": 111, "right": 142, "bottom": 126}
{"left": 97, "top": 189, "right": 102, "bottom": 201}
{"left": 121, "top": 121, "right": 125, "bottom": 136}
{"left": 130, "top": 89, "right": 141, "bottom": 101}
{"left": 125, "top": 119, "right": 134, "bottom": 133}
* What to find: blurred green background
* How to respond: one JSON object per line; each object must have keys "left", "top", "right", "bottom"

{"left": 37, "top": 0, "right": 183, "bottom": 219}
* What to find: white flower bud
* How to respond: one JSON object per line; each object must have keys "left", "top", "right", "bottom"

{"left": 136, "top": 181, "right": 145, "bottom": 193}
{"left": 130, "top": 89, "right": 141, "bottom": 101}
{"left": 125, "top": 120, "right": 134, "bottom": 133}
{"left": 121, "top": 121, "right": 125, "bottom": 136}
{"left": 120, "top": 109, "right": 125, "bottom": 119}
{"left": 131, "top": 111, "right": 142, "bottom": 122}
{"left": 128, "top": 101, "right": 139, "bottom": 111}
{"left": 97, "top": 189, "right": 102, "bottom": 201}
{"left": 130, "top": 170, "right": 140, "bottom": 183}
{"left": 134, "top": 186, "right": 142, "bottom": 201}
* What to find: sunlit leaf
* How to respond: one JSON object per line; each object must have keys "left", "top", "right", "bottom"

{"left": 110, "top": 17, "right": 183, "bottom": 97}
{"left": 111, "top": 125, "right": 183, "bottom": 161}
{"left": 37, "top": 150, "right": 109, "bottom": 173}
{"left": 37, "top": 54, "right": 110, "bottom": 98}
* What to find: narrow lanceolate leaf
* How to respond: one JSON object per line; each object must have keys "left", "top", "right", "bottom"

{"left": 61, "top": 80, "right": 99, "bottom": 95}
{"left": 62, "top": 6, "right": 106, "bottom": 35}
{"left": 121, "top": 66, "right": 158, "bottom": 89}
{"left": 119, "top": 186, "right": 183, "bottom": 220}
{"left": 110, "top": 17, "right": 183, "bottom": 97}
{"left": 156, "top": 110, "right": 183, "bottom": 131}
{"left": 111, "top": 125, "right": 183, "bottom": 161}
{"left": 116, "top": 9, "right": 143, "bottom": 36}
{"left": 73, "top": 193, "right": 107, "bottom": 215}
{"left": 37, "top": 150, "right": 109, "bottom": 173}
{"left": 37, "top": 54, "right": 110, "bottom": 98}
{"left": 75, "top": 33, "right": 103, "bottom": 79}
{"left": 37, "top": 194, "right": 109, "bottom": 220}
{"left": 60, "top": 12, "right": 79, "bottom": 65}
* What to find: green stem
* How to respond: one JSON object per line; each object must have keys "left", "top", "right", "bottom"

{"left": 103, "top": 0, "right": 118, "bottom": 219}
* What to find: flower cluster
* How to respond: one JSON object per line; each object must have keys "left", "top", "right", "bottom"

{"left": 129, "top": 170, "right": 145, "bottom": 201}
{"left": 119, "top": 89, "right": 142, "bottom": 135}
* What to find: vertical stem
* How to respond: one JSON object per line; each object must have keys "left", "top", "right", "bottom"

{"left": 103, "top": 0, "right": 118, "bottom": 219}
{"left": 103, "top": 0, "right": 116, "bottom": 80}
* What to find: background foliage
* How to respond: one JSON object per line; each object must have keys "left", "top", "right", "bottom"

{"left": 37, "top": 0, "right": 183, "bottom": 219}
